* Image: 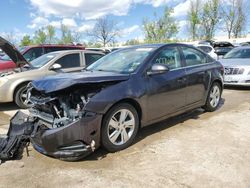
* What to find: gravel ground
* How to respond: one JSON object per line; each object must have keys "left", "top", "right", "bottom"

{"left": 0, "top": 88, "right": 250, "bottom": 188}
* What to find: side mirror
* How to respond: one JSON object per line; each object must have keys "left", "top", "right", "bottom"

{"left": 50, "top": 63, "right": 62, "bottom": 71}
{"left": 147, "top": 64, "right": 169, "bottom": 76}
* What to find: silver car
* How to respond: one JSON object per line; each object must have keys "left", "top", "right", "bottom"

{"left": 0, "top": 38, "right": 104, "bottom": 108}
{"left": 220, "top": 46, "right": 250, "bottom": 86}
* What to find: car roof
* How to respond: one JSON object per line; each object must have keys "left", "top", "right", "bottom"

{"left": 23, "top": 44, "right": 85, "bottom": 49}
{"left": 47, "top": 49, "right": 105, "bottom": 55}
{"left": 118, "top": 43, "right": 192, "bottom": 51}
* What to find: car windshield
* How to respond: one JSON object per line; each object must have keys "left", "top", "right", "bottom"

{"left": 86, "top": 47, "right": 155, "bottom": 74}
{"left": 0, "top": 46, "right": 27, "bottom": 61}
{"left": 224, "top": 48, "right": 250, "bottom": 59}
{"left": 30, "top": 52, "right": 59, "bottom": 68}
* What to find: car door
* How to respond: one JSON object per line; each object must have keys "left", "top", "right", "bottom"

{"left": 146, "top": 46, "right": 187, "bottom": 121}
{"left": 84, "top": 53, "right": 104, "bottom": 67}
{"left": 181, "top": 46, "right": 211, "bottom": 106}
{"left": 51, "top": 53, "right": 83, "bottom": 73}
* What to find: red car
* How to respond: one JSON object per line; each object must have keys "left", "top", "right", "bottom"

{"left": 0, "top": 44, "right": 85, "bottom": 71}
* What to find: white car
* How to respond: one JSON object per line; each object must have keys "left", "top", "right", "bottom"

{"left": 196, "top": 44, "right": 218, "bottom": 60}
{"left": 220, "top": 46, "right": 250, "bottom": 86}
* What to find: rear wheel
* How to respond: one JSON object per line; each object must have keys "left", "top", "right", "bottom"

{"left": 101, "top": 103, "right": 139, "bottom": 152}
{"left": 14, "top": 83, "right": 32, "bottom": 109}
{"left": 203, "top": 82, "right": 222, "bottom": 112}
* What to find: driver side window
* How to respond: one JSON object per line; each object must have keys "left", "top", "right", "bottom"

{"left": 153, "top": 47, "right": 181, "bottom": 70}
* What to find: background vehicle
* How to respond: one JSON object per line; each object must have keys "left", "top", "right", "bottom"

{"left": 198, "top": 40, "right": 215, "bottom": 46}
{"left": 213, "top": 41, "right": 234, "bottom": 56}
{"left": 240, "top": 42, "right": 250, "bottom": 46}
{"left": 21, "top": 43, "right": 223, "bottom": 161}
{"left": 220, "top": 46, "right": 250, "bottom": 86}
{"left": 196, "top": 44, "right": 218, "bottom": 59}
{"left": 86, "top": 48, "right": 111, "bottom": 54}
{"left": 0, "top": 49, "right": 4, "bottom": 57}
{"left": 0, "top": 43, "right": 85, "bottom": 71}
{"left": 0, "top": 37, "right": 104, "bottom": 108}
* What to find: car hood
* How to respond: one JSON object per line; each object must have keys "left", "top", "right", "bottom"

{"left": 219, "top": 58, "right": 250, "bottom": 67}
{"left": 32, "top": 71, "right": 130, "bottom": 93}
{"left": 0, "top": 36, "right": 30, "bottom": 67}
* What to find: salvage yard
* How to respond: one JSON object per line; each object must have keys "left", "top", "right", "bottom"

{"left": 0, "top": 88, "right": 250, "bottom": 188}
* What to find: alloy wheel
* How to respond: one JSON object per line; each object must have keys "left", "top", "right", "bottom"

{"left": 107, "top": 109, "right": 135, "bottom": 146}
{"left": 209, "top": 85, "right": 220, "bottom": 108}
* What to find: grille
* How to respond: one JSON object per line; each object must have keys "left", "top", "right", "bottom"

{"left": 224, "top": 67, "right": 245, "bottom": 75}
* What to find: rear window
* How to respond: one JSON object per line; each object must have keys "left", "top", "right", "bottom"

{"left": 85, "top": 53, "right": 104, "bottom": 66}
{"left": 197, "top": 46, "right": 212, "bottom": 53}
{"left": 54, "top": 53, "right": 81, "bottom": 68}
{"left": 224, "top": 48, "right": 250, "bottom": 59}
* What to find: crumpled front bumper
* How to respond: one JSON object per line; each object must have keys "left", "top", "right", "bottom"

{"left": 30, "top": 113, "right": 103, "bottom": 161}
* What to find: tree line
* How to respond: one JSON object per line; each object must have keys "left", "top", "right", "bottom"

{"left": 17, "top": 0, "right": 248, "bottom": 47}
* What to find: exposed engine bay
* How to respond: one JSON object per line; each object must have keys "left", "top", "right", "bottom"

{"left": 0, "top": 82, "right": 113, "bottom": 162}
{"left": 28, "top": 85, "right": 101, "bottom": 129}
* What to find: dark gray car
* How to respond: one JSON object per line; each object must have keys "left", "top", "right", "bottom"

{"left": 3, "top": 43, "right": 224, "bottom": 161}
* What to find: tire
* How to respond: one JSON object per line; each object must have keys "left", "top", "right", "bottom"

{"left": 101, "top": 103, "right": 139, "bottom": 152}
{"left": 203, "top": 82, "right": 222, "bottom": 112}
{"left": 14, "top": 83, "right": 32, "bottom": 109}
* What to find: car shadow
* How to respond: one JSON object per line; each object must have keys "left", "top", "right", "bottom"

{"left": 0, "top": 102, "right": 19, "bottom": 111}
{"left": 84, "top": 107, "right": 210, "bottom": 161}
{"left": 224, "top": 86, "right": 250, "bottom": 90}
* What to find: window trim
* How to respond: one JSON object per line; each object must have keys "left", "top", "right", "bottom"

{"left": 84, "top": 53, "right": 104, "bottom": 67}
{"left": 180, "top": 46, "right": 211, "bottom": 68}
{"left": 149, "top": 46, "right": 184, "bottom": 71}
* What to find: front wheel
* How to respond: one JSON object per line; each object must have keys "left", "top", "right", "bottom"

{"left": 101, "top": 103, "right": 139, "bottom": 152}
{"left": 203, "top": 82, "right": 222, "bottom": 112}
{"left": 14, "top": 83, "right": 33, "bottom": 109}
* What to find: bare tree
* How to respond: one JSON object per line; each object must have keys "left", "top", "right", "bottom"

{"left": 221, "top": 0, "right": 246, "bottom": 38}
{"left": 200, "top": 0, "right": 220, "bottom": 40}
{"left": 4, "top": 31, "right": 17, "bottom": 45}
{"left": 187, "top": 0, "right": 201, "bottom": 40}
{"left": 88, "top": 17, "right": 119, "bottom": 47}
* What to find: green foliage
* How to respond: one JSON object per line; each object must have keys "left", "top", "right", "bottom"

{"left": 200, "top": 0, "right": 220, "bottom": 40}
{"left": 58, "top": 24, "right": 74, "bottom": 44}
{"left": 125, "top": 39, "right": 141, "bottom": 46}
{"left": 187, "top": 0, "right": 200, "bottom": 40}
{"left": 33, "top": 28, "right": 47, "bottom": 44}
{"left": 86, "top": 42, "right": 102, "bottom": 48}
{"left": 143, "top": 7, "right": 179, "bottom": 43}
{"left": 46, "top": 25, "right": 56, "bottom": 44}
{"left": 20, "top": 35, "right": 33, "bottom": 46}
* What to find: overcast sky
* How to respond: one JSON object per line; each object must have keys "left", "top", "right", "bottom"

{"left": 0, "top": 0, "right": 249, "bottom": 43}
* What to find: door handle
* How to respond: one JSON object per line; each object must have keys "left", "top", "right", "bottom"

{"left": 177, "top": 77, "right": 187, "bottom": 83}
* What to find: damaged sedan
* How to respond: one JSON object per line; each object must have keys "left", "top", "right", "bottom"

{"left": 0, "top": 44, "right": 224, "bottom": 161}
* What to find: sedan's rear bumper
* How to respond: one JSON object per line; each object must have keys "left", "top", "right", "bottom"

{"left": 30, "top": 114, "right": 103, "bottom": 161}
{"left": 224, "top": 82, "right": 250, "bottom": 86}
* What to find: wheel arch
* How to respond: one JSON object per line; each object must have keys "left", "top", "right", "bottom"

{"left": 211, "top": 79, "right": 223, "bottom": 90}
{"left": 102, "top": 98, "right": 143, "bottom": 125}
{"left": 13, "top": 81, "right": 31, "bottom": 100}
